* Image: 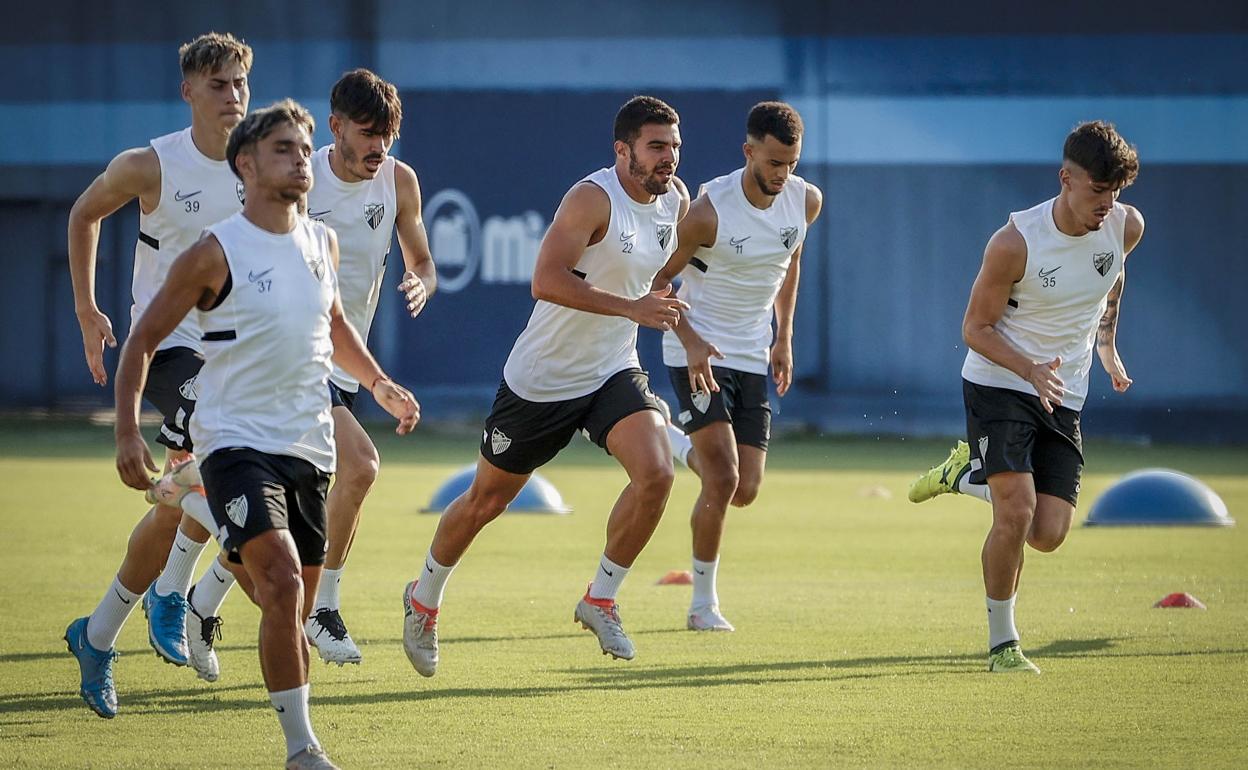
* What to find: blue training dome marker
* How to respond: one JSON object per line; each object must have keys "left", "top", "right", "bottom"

{"left": 1084, "top": 468, "right": 1234, "bottom": 527}
{"left": 421, "top": 465, "right": 572, "bottom": 515}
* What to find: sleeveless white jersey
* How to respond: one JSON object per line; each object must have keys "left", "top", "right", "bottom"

{"left": 962, "top": 197, "right": 1127, "bottom": 411}
{"left": 132, "top": 127, "right": 245, "bottom": 352}
{"left": 307, "top": 145, "right": 398, "bottom": 392}
{"left": 504, "top": 167, "right": 681, "bottom": 401}
{"left": 191, "top": 213, "right": 338, "bottom": 472}
{"left": 662, "top": 169, "right": 808, "bottom": 374}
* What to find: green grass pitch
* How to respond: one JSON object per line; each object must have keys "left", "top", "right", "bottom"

{"left": 1, "top": 419, "right": 1245, "bottom": 768}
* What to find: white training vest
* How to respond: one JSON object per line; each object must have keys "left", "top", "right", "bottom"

{"left": 662, "top": 169, "right": 807, "bottom": 375}
{"left": 503, "top": 167, "right": 681, "bottom": 401}
{"left": 133, "top": 127, "right": 245, "bottom": 352}
{"left": 962, "top": 197, "right": 1127, "bottom": 411}
{"left": 191, "top": 213, "right": 338, "bottom": 472}
{"left": 306, "top": 145, "right": 398, "bottom": 392}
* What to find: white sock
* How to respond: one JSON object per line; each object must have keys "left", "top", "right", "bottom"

{"left": 86, "top": 576, "right": 141, "bottom": 651}
{"left": 180, "top": 491, "right": 217, "bottom": 534}
{"left": 987, "top": 594, "right": 1020, "bottom": 651}
{"left": 189, "top": 560, "right": 236, "bottom": 618}
{"left": 691, "top": 556, "right": 719, "bottom": 609}
{"left": 269, "top": 684, "right": 319, "bottom": 760}
{"left": 667, "top": 424, "right": 693, "bottom": 468}
{"left": 315, "top": 567, "right": 343, "bottom": 612}
{"left": 958, "top": 475, "right": 992, "bottom": 503}
{"left": 154, "top": 529, "right": 206, "bottom": 597}
{"left": 588, "top": 554, "right": 629, "bottom": 601}
{"left": 410, "top": 551, "right": 455, "bottom": 609}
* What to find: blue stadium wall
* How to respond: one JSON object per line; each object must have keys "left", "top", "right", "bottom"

{"left": 2, "top": 1, "right": 1246, "bottom": 443}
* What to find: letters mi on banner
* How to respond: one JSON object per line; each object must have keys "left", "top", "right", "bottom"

{"left": 389, "top": 89, "right": 774, "bottom": 396}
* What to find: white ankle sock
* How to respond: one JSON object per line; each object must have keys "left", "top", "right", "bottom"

{"left": 269, "top": 684, "right": 319, "bottom": 760}
{"left": 691, "top": 556, "right": 720, "bottom": 609}
{"left": 154, "top": 529, "right": 206, "bottom": 597}
{"left": 179, "top": 491, "right": 217, "bottom": 534}
{"left": 86, "top": 576, "right": 141, "bottom": 650}
{"left": 588, "top": 554, "right": 629, "bottom": 601}
{"left": 987, "top": 594, "right": 1020, "bottom": 651}
{"left": 315, "top": 567, "right": 343, "bottom": 612}
{"left": 410, "top": 551, "right": 455, "bottom": 609}
{"left": 189, "top": 560, "right": 236, "bottom": 618}
{"left": 958, "top": 475, "right": 993, "bottom": 503}
{"left": 667, "top": 424, "right": 693, "bottom": 468}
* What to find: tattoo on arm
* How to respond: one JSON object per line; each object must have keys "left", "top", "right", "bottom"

{"left": 1097, "top": 272, "right": 1125, "bottom": 347}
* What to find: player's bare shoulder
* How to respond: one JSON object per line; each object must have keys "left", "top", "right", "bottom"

{"left": 393, "top": 158, "right": 422, "bottom": 209}
{"left": 1121, "top": 203, "right": 1145, "bottom": 257}
{"left": 108, "top": 146, "right": 162, "bottom": 202}
{"left": 672, "top": 174, "right": 692, "bottom": 220}
{"left": 983, "top": 219, "right": 1028, "bottom": 281}
{"left": 803, "top": 180, "right": 823, "bottom": 224}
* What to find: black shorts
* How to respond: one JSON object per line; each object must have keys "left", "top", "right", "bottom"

{"left": 328, "top": 380, "right": 358, "bottom": 412}
{"left": 667, "top": 366, "right": 771, "bottom": 451}
{"left": 142, "top": 346, "right": 203, "bottom": 453}
{"left": 963, "top": 379, "right": 1084, "bottom": 505}
{"left": 199, "top": 448, "right": 331, "bottom": 567}
{"left": 480, "top": 368, "right": 662, "bottom": 475}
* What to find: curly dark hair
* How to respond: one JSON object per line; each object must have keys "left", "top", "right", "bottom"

{"left": 747, "top": 101, "right": 803, "bottom": 146}
{"left": 331, "top": 68, "right": 403, "bottom": 139}
{"left": 226, "top": 99, "right": 315, "bottom": 179}
{"left": 1063, "top": 121, "right": 1139, "bottom": 188}
{"left": 613, "top": 96, "right": 679, "bottom": 146}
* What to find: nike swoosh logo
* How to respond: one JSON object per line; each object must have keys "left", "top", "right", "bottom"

{"left": 308, "top": 209, "right": 332, "bottom": 219}
{"left": 694, "top": 568, "right": 705, "bottom": 575}
{"left": 213, "top": 571, "right": 226, "bottom": 584}
{"left": 1038, "top": 266, "right": 1061, "bottom": 278}
{"left": 248, "top": 268, "right": 274, "bottom": 283}
{"left": 174, "top": 189, "right": 202, "bottom": 202}
{"left": 619, "top": 231, "right": 635, "bottom": 241}
{"left": 729, "top": 236, "right": 750, "bottom": 246}
{"left": 425, "top": 561, "right": 434, "bottom": 574}
{"left": 176, "top": 544, "right": 188, "bottom": 553}
{"left": 114, "top": 588, "right": 131, "bottom": 605}
{"left": 601, "top": 566, "right": 614, "bottom": 577}
{"left": 275, "top": 705, "right": 286, "bottom": 713}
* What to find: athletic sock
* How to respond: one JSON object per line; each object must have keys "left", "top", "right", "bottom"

{"left": 957, "top": 475, "right": 993, "bottom": 503}
{"left": 986, "top": 594, "right": 1020, "bottom": 651}
{"left": 587, "top": 554, "right": 629, "bottom": 602}
{"left": 410, "top": 551, "right": 455, "bottom": 609}
{"left": 154, "top": 529, "right": 206, "bottom": 597}
{"left": 315, "top": 567, "right": 343, "bottom": 612}
{"left": 690, "top": 556, "right": 720, "bottom": 609}
{"left": 269, "top": 684, "right": 319, "bottom": 760}
{"left": 86, "top": 576, "right": 141, "bottom": 651}
{"left": 189, "top": 559, "right": 236, "bottom": 618}
{"left": 667, "top": 424, "right": 693, "bottom": 468}
{"left": 179, "top": 491, "right": 217, "bottom": 534}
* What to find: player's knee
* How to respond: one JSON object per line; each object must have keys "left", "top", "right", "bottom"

{"left": 252, "top": 563, "right": 303, "bottom": 616}
{"left": 730, "top": 480, "right": 759, "bottom": 508}
{"left": 461, "top": 485, "right": 514, "bottom": 525}
{"left": 338, "top": 446, "right": 380, "bottom": 496}
{"left": 701, "top": 464, "right": 739, "bottom": 505}
{"left": 1027, "top": 525, "right": 1067, "bottom": 553}
{"left": 634, "top": 462, "right": 676, "bottom": 506}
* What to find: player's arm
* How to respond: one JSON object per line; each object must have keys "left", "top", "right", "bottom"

{"left": 68, "top": 147, "right": 161, "bottom": 386}
{"left": 770, "top": 183, "right": 824, "bottom": 397}
{"left": 1096, "top": 205, "right": 1145, "bottom": 393}
{"left": 325, "top": 229, "right": 420, "bottom": 435}
{"left": 962, "top": 221, "right": 1065, "bottom": 413}
{"left": 657, "top": 193, "right": 724, "bottom": 393}
{"left": 114, "top": 234, "right": 227, "bottom": 490}
{"left": 393, "top": 160, "right": 437, "bottom": 318}
{"left": 530, "top": 181, "right": 688, "bottom": 330}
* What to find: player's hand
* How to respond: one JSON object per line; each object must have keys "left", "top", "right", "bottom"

{"left": 683, "top": 336, "right": 723, "bottom": 395}
{"left": 77, "top": 307, "right": 117, "bottom": 386}
{"left": 397, "top": 271, "right": 428, "bottom": 318}
{"left": 1025, "top": 357, "right": 1065, "bottom": 413}
{"left": 1101, "top": 349, "right": 1133, "bottom": 393}
{"left": 629, "top": 285, "right": 689, "bottom": 331}
{"left": 373, "top": 377, "right": 420, "bottom": 435}
{"left": 115, "top": 430, "right": 158, "bottom": 491}
{"left": 771, "top": 338, "right": 794, "bottom": 397}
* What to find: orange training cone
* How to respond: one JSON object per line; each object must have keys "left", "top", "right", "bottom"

{"left": 656, "top": 570, "right": 693, "bottom": 585}
{"left": 1153, "top": 592, "right": 1207, "bottom": 609}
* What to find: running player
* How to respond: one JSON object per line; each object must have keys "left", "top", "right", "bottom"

{"left": 64, "top": 32, "right": 251, "bottom": 717}
{"left": 114, "top": 100, "right": 418, "bottom": 769}
{"left": 653, "top": 101, "right": 822, "bottom": 631}
{"left": 912, "top": 121, "right": 1143, "bottom": 673}
{"left": 401, "top": 96, "right": 689, "bottom": 674}
{"left": 177, "top": 68, "right": 436, "bottom": 674}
